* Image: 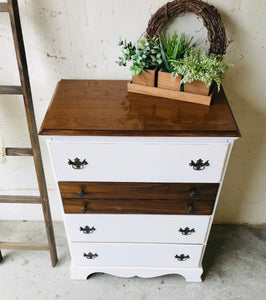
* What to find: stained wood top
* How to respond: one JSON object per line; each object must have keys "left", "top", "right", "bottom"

{"left": 39, "top": 80, "right": 240, "bottom": 137}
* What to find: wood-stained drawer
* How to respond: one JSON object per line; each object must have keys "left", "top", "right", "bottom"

{"left": 59, "top": 182, "right": 218, "bottom": 215}
{"left": 65, "top": 214, "right": 211, "bottom": 244}
{"left": 70, "top": 243, "right": 203, "bottom": 268}
{"left": 50, "top": 142, "right": 229, "bottom": 183}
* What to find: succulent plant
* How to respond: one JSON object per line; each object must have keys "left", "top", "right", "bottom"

{"left": 159, "top": 32, "right": 194, "bottom": 73}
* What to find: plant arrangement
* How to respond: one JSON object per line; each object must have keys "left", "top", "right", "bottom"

{"left": 116, "top": 33, "right": 194, "bottom": 75}
{"left": 171, "top": 48, "right": 233, "bottom": 91}
{"left": 117, "top": 32, "right": 232, "bottom": 97}
{"left": 118, "top": 0, "right": 231, "bottom": 105}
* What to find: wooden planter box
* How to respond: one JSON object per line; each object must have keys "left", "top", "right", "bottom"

{"left": 184, "top": 80, "right": 210, "bottom": 96}
{"left": 128, "top": 69, "right": 216, "bottom": 106}
{"left": 132, "top": 69, "right": 156, "bottom": 87}
{"left": 157, "top": 71, "right": 181, "bottom": 91}
{"left": 128, "top": 82, "right": 216, "bottom": 106}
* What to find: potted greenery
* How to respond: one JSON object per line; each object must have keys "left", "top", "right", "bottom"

{"left": 116, "top": 37, "right": 162, "bottom": 86}
{"left": 158, "top": 33, "right": 194, "bottom": 91}
{"left": 171, "top": 48, "right": 233, "bottom": 95}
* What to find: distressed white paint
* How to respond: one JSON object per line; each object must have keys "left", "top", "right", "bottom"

{"left": 0, "top": 0, "right": 265, "bottom": 223}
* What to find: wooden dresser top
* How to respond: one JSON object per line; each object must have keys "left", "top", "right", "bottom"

{"left": 39, "top": 80, "right": 240, "bottom": 137}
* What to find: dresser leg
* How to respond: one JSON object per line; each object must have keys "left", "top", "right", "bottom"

{"left": 182, "top": 268, "right": 203, "bottom": 282}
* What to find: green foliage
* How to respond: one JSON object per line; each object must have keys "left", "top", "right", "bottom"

{"left": 171, "top": 49, "right": 233, "bottom": 90}
{"left": 116, "top": 37, "right": 162, "bottom": 75}
{"left": 116, "top": 33, "right": 232, "bottom": 88}
{"left": 159, "top": 33, "right": 194, "bottom": 73}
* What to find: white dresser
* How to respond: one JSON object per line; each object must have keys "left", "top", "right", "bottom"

{"left": 40, "top": 80, "right": 240, "bottom": 282}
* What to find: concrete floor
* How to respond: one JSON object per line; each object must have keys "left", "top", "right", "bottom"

{"left": 0, "top": 221, "right": 265, "bottom": 300}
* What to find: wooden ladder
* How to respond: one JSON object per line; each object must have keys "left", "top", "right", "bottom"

{"left": 0, "top": 0, "right": 57, "bottom": 266}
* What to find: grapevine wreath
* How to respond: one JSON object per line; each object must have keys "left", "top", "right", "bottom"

{"left": 146, "top": 0, "right": 227, "bottom": 55}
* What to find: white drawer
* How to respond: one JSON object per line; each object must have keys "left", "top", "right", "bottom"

{"left": 64, "top": 214, "right": 210, "bottom": 244}
{"left": 70, "top": 242, "right": 203, "bottom": 268}
{"left": 50, "top": 142, "right": 229, "bottom": 182}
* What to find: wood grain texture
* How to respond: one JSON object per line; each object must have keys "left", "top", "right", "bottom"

{"left": 59, "top": 182, "right": 217, "bottom": 215}
{"left": 0, "top": 195, "right": 41, "bottom": 204}
{"left": 0, "top": 85, "right": 22, "bottom": 94}
{"left": 58, "top": 182, "right": 219, "bottom": 200}
{"left": 0, "top": 3, "right": 8, "bottom": 12}
{"left": 157, "top": 72, "right": 181, "bottom": 91}
{"left": 62, "top": 198, "right": 214, "bottom": 215}
{"left": 39, "top": 80, "right": 240, "bottom": 137}
{"left": 0, "top": 242, "right": 49, "bottom": 250}
{"left": 6, "top": 0, "right": 57, "bottom": 266}
{"left": 132, "top": 69, "right": 156, "bottom": 87}
{"left": 5, "top": 147, "right": 33, "bottom": 156}
{"left": 127, "top": 82, "right": 212, "bottom": 105}
{"left": 184, "top": 80, "right": 210, "bottom": 96}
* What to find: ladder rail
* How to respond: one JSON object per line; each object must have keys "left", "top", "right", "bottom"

{"left": 0, "top": 0, "right": 58, "bottom": 267}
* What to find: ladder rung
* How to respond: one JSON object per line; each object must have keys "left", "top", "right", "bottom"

{"left": 0, "top": 242, "right": 49, "bottom": 251}
{"left": 6, "top": 147, "right": 33, "bottom": 156}
{"left": 0, "top": 195, "right": 41, "bottom": 204}
{"left": 0, "top": 85, "right": 23, "bottom": 94}
{"left": 0, "top": 3, "right": 8, "bottom": 12}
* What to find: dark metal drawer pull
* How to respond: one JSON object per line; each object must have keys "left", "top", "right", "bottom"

{"left": 83, "top": 252, "right": 98, "bottom": 259}
{"left": 80, "top": 226, "right": 96, "bottom": 234}
{"left": 189, "top": 159, "right": 209, "bottom": 171}
{"left": 175, "top": 254, "right": 190, "bottom": 261}
{"left": 188, "top": 205, "right": 196, "bottom": 214}
{"left": 81, "top": 206, "right": 88, "bottom": 213}
{"left": 68, "top": 157, "right": 88, "bottom": 169}
{"left": 78, "top": 190, "right": 86, "bottom": 198}
{"left": 179, "top": 227, "right": 195, "bottom": 235}
{"left": 190, "top": 190, "right": 197, "bottom": 198}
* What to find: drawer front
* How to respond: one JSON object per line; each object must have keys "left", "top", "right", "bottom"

{"left": 59, "top": 182, "right": 219, "bottom": 200}
{"left": 65, "top": 214, "right": 211, "bottom": 244}
{"left": 60, "top": 182, "right": 218, "bottom": 215}
{"left": 70, "top": 243, "right": 203, "bottom": 268}
{"left": 50, "top": 142, "right": 229, "bottom": 183}
{"left": 62, "top": 197, "right": 214, "bottom": 215}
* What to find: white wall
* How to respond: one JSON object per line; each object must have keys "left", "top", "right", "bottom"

{"left": 0, "top": 0, "right": 265, "bottom": 224}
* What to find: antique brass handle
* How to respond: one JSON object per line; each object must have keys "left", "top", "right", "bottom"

{"left": 80, "top": 226, "right": 96, "bottom": 234}
{"left": 83, "top": 252, "right": 98, "bottom": 259}
{"left": 178, "top": 227, "right": 195, "bottom": 235}
{"left": 189, "top": 159, "right": 209, "bottom": 170}
{"left": 175, "top": 254, "right": 190, "bottom": 261}
{"left": 68, "top": 157, "right": 88, "bottom": 169}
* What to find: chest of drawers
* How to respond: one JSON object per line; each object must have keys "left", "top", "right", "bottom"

{"left": 40, "top": 80, "right": 240, "bottom": 282}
